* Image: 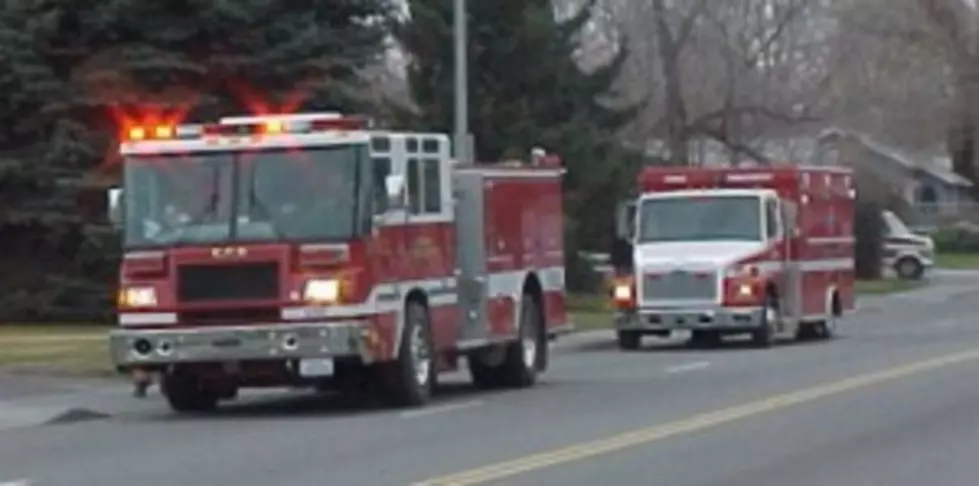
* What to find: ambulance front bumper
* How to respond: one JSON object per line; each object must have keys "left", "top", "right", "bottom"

{"left": 615, "top": 305, "right": 765, "bottom": 332}
{"left": 108, "top": 321, "right": 378, "bottom": 368}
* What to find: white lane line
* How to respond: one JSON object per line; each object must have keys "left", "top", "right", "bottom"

{"left": 400, "top": 400, "right": 485, "bottom": 419}
{"left": 0, "top": 479, "right": 32, "bottom": 486}
{"left": 665, "top": 361, "right": 711, "bottom": 374}
{"left": 935, "top": 318, "right": 961, "bottom": 328}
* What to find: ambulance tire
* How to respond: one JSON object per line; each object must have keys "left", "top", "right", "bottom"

{"left": 617, "top": 330, "right": 642, "bottom": 350}
{"left": 161, "top": 370, "right": 219, "bottom": 413}
{"left": 384, "top": 300, "right": 436, "bottom": 407}
{"left": 689, "top": 330, "right": 722, "bottom": 348}
{"left": 795, "top": 322, "right": 821, "bottom": 341}
{"left": 751, "top": 295, "right": 778, "bottom": 348}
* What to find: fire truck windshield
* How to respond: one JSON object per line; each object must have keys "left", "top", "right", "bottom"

{"left": 636, "top": 194, "right": 762, "bottom": 243}
{"left": 121, "top": 144, "right": 367, "bottom": 248}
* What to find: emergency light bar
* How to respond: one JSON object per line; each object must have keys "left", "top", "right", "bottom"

{"left": 123, "top": 113, "right": 371, "bottom": 142}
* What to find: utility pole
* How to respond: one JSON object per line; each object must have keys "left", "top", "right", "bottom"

{"left": 453, "top": 0, "right": 469, "bottom": 162}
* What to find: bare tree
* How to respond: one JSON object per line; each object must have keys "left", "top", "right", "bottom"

{"left": 610, "top": 0, "right": 831, "bottom": 165}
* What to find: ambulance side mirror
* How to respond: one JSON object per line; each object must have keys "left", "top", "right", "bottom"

{"left": 384, "top": 174, "right": 406, "bottom": 211}
{"left": 107, "top": 187, "right": 123, "bottom": 227}
{"left": 615, "top": 199, "right": 637, "bottom": 241}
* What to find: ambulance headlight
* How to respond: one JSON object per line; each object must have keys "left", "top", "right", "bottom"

{"left": 303, "top": 279, "right": 340, "bottom": 304}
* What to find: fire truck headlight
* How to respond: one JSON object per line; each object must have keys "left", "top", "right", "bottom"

{"left": 120, "top": 287, "right": 157, "bottom": 307}
{"left": 737, "top": 283, "right": 753, "bottom": 297}
{"left": 303, "top": 279, "right": 340, "bottom": 304}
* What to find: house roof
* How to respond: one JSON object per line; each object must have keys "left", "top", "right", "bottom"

{"left": 817, "top": 127, "right": 972, "bottom": 188}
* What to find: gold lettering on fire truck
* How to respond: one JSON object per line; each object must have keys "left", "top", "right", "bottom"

{"left": 210, "top": 246, "right": 248, "bottom": 258}
{"left": 409, "top": 236, "right": 439, "bottom": 264}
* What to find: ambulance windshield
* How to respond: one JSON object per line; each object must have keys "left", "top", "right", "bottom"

{"left": 636, "top": 194, "right": 762, "bottom": 243}
{"left": 121, "top": 144, "right": 368, "bottom": 248}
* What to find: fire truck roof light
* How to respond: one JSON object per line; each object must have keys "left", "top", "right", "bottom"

{"left": 219, "top": 112, "right": 343, "bottom": 126}
{"left": 125, "top": 124, "right": 203, "bottom": 142}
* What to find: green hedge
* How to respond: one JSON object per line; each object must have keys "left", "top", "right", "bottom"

{"left": 932, "top": 226, "right": 979, "bottom": 253}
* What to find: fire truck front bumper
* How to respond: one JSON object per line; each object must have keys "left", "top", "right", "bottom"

{"left": 108, "top": 321, "right": 386, "bottom": 369}
{"left": 615, "top": 305, "right": 765, "bottom": 333}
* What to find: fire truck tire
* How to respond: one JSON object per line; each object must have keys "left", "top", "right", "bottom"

{"left": 751, "top": 295, "right": 778, "bottom": 348}
{"left": 617, "top": 331, "right": 642, "bottom": 350}
{"left": 384, "top": 300, "right": 435, "bottom": 407}
{"left": 468, "top": 293, "right": 545, "bottom": 388}
{"left": 500, "top": 293, "right": 545, "bottom": 387}
{"left": 161, "top": 371, "right": 219, "bottom": 413}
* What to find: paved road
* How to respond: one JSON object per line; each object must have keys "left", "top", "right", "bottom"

{"left": 0, "top": 271, "right": 978, "bottom": 486}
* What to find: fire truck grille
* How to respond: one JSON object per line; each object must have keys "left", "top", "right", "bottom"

{"left": 177, "top": 262, "right": 279, "bottom": 303}
{"left": 642, "top": 271, "right": 717, "bottom": 301}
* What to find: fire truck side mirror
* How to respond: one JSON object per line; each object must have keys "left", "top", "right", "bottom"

{"left": 107, "top": 187, "right": 123, "bottom": 227}
{"left": 384, "top": 174, "right": 406, "bottom": 211}
{"left": 615, "top": 199, "right": 637, "bottom": 241}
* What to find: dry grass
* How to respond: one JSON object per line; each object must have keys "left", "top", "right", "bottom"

{"left": 0, "top": 325, "right": 113, "bottom": 377}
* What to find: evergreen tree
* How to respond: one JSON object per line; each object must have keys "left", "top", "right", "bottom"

{"left": 0, "top": 0, "right": 394, "bottom": 321}
{"left": 397, "top": 0, "right": 642, "bottom": 290}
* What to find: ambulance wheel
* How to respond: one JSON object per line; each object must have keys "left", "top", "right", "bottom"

{"left": 384, "top": 300, "right": 435, "bottom": 407}
{"left": 895, "top": 257, "right": 924, "bottom": 280}
{"left": 751, "top": 295, "right": 778, "bottom": 348}
{"left": 161, "top": 370, "right": 218, "bottom": 413}
{"left": 617, "top": 330, "right": 642, "bottom": 350}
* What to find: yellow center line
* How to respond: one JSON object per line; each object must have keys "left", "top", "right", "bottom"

{"left": 414, "top": 348, "right": 979, "bottom": 485}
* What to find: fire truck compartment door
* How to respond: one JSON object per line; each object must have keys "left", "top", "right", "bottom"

{"left": 452, "top": 171, "right": 490, "bottom": 341}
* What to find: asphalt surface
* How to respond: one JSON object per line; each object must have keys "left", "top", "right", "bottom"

{"left": 1, "top": 270, "right": 979, "bottom": 486}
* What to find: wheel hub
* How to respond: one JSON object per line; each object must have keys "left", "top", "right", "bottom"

{"left": 410, "top": 325, "right": 431, "bottom": 387}
{"left": 521, "top": 332, "right": 537, "bottom": 369}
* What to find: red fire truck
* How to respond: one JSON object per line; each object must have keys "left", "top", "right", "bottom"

{"left": 106, "top": 112, "right": 570, "bottom": 412}
{"left": 611, "top": 165, "right": 855, "bottom": 349}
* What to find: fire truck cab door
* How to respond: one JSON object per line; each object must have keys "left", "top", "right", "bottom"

{"left": 767, "top": 196, "right": 801, "bottom": 329}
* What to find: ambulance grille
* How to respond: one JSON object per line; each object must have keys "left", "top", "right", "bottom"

{"left": 642, "top": 270, "right": 717, "bottom": 301}
{"left": 177, "top": 262, "right": 279, "bottom": 303}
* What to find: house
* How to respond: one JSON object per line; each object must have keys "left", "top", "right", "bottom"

{"left": 812, "top": 128, "right": 974, "bottom": 227}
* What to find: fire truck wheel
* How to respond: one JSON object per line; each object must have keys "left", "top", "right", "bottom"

{"left": 617, "top": 330, "right": 642, "bottom": 350}
{"left": 469, "top": 294, "right": 545, "bottom": 389}
{"left": 500, "top": 293, "right": 545, "bottom": 387}
{"left": 161, "top": 371, "right": 219, "bottom": 413}
{"left": 385, "top": 300, "right": 435, "bottom": 407}
{"left": 751, "top": 295, "right": 778, "bottom": 348}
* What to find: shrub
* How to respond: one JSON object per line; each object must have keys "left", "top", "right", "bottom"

{"left": 932, "top": 223, "right": 979, "bottom": 253}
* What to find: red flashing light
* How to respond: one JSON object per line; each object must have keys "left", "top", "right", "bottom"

{"left": 128, "top": 127, "right": 146, "bottom": 140}
{"left": 125, "top": 124, "right": 174, "bottom": 141}
{"left": 264, "top": 120, "right": 284, "bottom": 134}
{"left": 154, "top": 125, "right": 174, "bottom": 139}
